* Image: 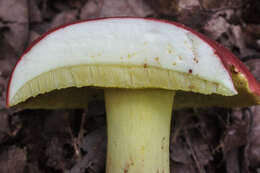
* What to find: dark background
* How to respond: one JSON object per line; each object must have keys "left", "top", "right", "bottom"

{"left": 0, "top": 0, "right": 260, "bottom": 172}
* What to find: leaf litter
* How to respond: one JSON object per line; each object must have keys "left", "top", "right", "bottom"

{"left": 0, "top": 0, "right": 260, "bottom": 172}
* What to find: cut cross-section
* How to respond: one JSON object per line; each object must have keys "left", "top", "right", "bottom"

{"left": 7, "top": 18, "right": 242, "bottom": 108}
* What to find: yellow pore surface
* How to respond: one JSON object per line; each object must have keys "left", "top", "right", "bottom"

{"left": 10, "top": 64, "right": 242, "bottom": 109}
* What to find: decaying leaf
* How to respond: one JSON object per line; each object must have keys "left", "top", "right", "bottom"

{"left": 51, "top": 10, "right": 78, "bottom": 28}
{"left": 99, "top": 0, "right": 154, "bottom": 17}
{"left": 28, "top": 0, "right": 42, "bottom": 23}
{"left": 68, "top": 127, "right": 106, "bottom": 173}
{"left": 0, "top": 0, "right": 29, "bottom": 54}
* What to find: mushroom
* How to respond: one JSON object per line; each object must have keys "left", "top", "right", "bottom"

{"left": 7, "top": 18, "right": 260, "bottom": 173}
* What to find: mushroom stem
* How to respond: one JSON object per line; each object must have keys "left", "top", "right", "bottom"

{"left": 105, "top": 89, "right": 175, "bottom": 173}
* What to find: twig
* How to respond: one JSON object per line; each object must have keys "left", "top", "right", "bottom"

{"left": 184, "top": 129, "right": 206, "bottom": 173}
{"left": 77, "top": 110, "right": 87, "bottom": 149}
{"left": 66, "top": 113, "right": 81, "bottom": 159}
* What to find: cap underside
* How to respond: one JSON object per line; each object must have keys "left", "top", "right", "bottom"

{"left": 11, "top": 64, "right": 259, "bottom": 109}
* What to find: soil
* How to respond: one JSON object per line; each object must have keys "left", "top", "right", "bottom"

{"left": 0, "top": 0, "right": 260, "bottom": 172}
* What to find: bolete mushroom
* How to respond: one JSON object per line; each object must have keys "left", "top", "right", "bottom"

{"left": 7, "top": 18, "right": 260, "bottom": 173}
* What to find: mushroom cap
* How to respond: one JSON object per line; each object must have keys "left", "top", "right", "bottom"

{"left": 6, "top": 17, "right": 260, "bottom": 109}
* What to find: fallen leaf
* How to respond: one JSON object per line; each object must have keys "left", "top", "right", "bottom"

{"left": 203, "top": 11, "right": 233, "bottom": 40}
{"left": 80, "top": 0, "right": 103, "bottom": 19}
{"left": 171, "top": 138, "right": 193, "bottom": 164}
{"left": 68, "top": 126, "right": 106, "bottom": 173}
{"left": 0, "top": 0, "right": 29, "bottom": 54}
{"left": 28, "top": 0, "right": 42, "bottom": 23}
{"left": 99, "top": 0, "right": 154, "bottom": 17}
{"left": 204, "top": 10, "right": 254, "bottom": 57}
{"left": 246, "top": 58, "right": 260, "bottom": 82}
{"left": 51, "top": 10, "right": 78, "bottom": 28}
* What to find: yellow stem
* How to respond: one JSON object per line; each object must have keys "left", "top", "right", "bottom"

{"left": 105, "top": 89, "right": 175, "bottom": 173}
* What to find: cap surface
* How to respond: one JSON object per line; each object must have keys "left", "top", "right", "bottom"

{"left": 6, "top": 17, "right": 260, "bottom": 108}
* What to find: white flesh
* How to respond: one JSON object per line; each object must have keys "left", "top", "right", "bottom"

{"left": 9, "top": 18, "right": 236, "bottom": 101}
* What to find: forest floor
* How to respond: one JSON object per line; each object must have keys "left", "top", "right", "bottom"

{"left": 0, "top": 0, "right": 260, "bottom": 172}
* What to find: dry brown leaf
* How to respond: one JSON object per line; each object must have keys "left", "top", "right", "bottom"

{"left": 0, "top": 0, "right": 29, "bottom": 54}
{"left": 246, "top": 59, "right": 260, "bottom": 82}
{"left": 68, "top": 127, "right": 106, "bottom": 173}
{"left": 171, "top": 138, "right": 193, "bottom": 164}
{"left": 80, "top": 0, "right": 103, "bottom": 19}
{"left": 51, "top": 10, "right": 78, "bottom": 29}
{"left": 149, "top": 0, "right": 211, "bottom": 27}
{"left": 204, "top": 10, "right": 255, "bottom": 57}
{"left": 203, "top": 11, "right": 233, "bottom": 40}
{"left": 221, "top": 119, "right": 248, "bottom": 153}
{"left": 0, "top": 0, "right": 28, "bottom": 22}
{"left": 28, "top": 0, "right": 42, "bottom": 23}
{"left": 46, "top": 137, "right": 75, "bottom": 170}
{"left": 99, "top": 0, "right": 154, "bottom": 17}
